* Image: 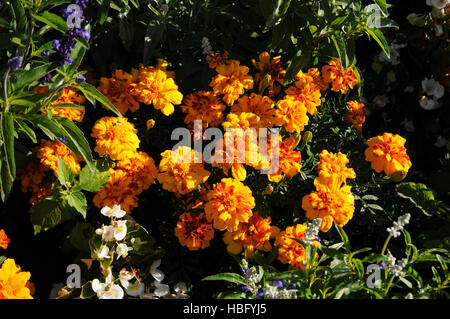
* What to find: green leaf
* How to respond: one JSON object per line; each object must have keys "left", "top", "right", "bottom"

{"left": 64, "top": 40, "right": 87, "bottom": 78}
{"left": 202, "top": 273, "right": 248, "bottom": 286}
{"left": 57, "top": 156, "right": 75, "bottom": 186}
{"left": 361, "top": 195, "right": 378, "bottom": 201}
{"left": 11, "top": 62, "right": 59, "bottom": 91}
{"left": 78, "top": 163, "right": 110, "bottom": 192}
{"left": 0, "top": 112, "right": 16, "bottom": 201}
{"left": 11, "top": 0, "right": 27, "bottom": 33}
{"left": 31, "top": 11, "right": 68, "bottom": 34}
{"left": 14, "top": 118, "right": 37, "bottom": 143}
{"left": 364, "top": 27, "right": 390, "bottom": 59}
{"left": 366, "top": 203, "right": 384, "bottom": 211}
{"left": 283, "top": 47, "right": 312, "bottom": 85}
{"left": 0, "top": 256, "right": 6, "bottom": 267}
{"left": 50, "top": 103, "right": 84, "bottom": 110}
{"left": 396, "top": 182, "right": 437, "bottom": 216}
{"left": 30, "top": 198, "right": 62, "bottom": 234}
{"left": 335, "top": 225, "right": 351, "bottom": 253}
{"left": 74, "top": 82, "right": 122, "bottom": 117}
{"left": 264, "top": 0, "right": 291, "bottom": 28}
{"left": 80, "top": 281, "right": 96, "bottom": 299}
{"left": 119, "top": 20, "right": 134, "bottom": 49}
{"left": 373, "top": 0, "right": 387, "bottom": 15}
{"left": 66, "top": 191, "right": 87, "bottom": 218}
{"left": 98, "top": 0, "right": 111, "bottom": 25}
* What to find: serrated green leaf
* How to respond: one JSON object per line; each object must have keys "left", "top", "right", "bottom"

{"left": 57, "top": 155, "right": 75, "bottom": 186}
{"left": 66, "top": 191, "right": 87, "bottom": 218}
{"left": 30, "top": 198, "right": 62, "bottom": 234}
{"left": 78, "top": 164, "right": 110, "bottom": 192}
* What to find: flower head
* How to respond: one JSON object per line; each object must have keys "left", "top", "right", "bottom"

{"left": 265, "top": 135, "right": 302, "bottom": 183}
{"left": 0, "top": 259, "right": 33, "bottom": 299}
{"left": 98, "top": 70, "right": 140, "bottom": 115}
{"left": 157, "top": 146, "right": 210, "bottom": 195}
{"left": 231, "top": 93, "right": 279, "bottom": 128}
{"left": 322, "top": 59, "right": 358, "bottom": 94}
{"left": 91, "top": 117, "right": 140, "bottom": 161}
{"left": 275, "top": 99, "right": 309, "bottom": 134}
{"left": 116, "top": 151, "right": 158, "bottom": 192}
{"left": 100, "top": 204, "right": 127, "bottom": 219}
{"left": 274, "top": 224, "right": 319, "bottom": 270}
{"left": 205, "top": 178, "right": 255, "bottom": 231}
{"left": 344, "top": 101, "right": 366, "bottom": 133}
{"left": 0, "top": 229, "right": 10, "bottom": 249}
{"left": 223, "top": 212, "right": 280, "bottom": 259}
{"left": 284, "top": 71, "right": 322, "bottom": 115}
{"left": 34, "top": 139, "right": 83, "bottom": 176}
{"left": 209, "top": 60, "right": 254, "bottom": 106}
{"left": 180, "top": 91, "right": 226, "bottom": 128}
{"left": 7, "top": 56, "right": 23, "bottom": 71}
{"left": 174, "top": 212, "right": 215, "bottom": 250}
{"left": 317, "top": 150, "right": 356, "bottom": 189}
{"left": 365, "top": 133, "right": 412, "bottom": 177}
{"left": 129, "top": 65, "right": 183, "bottom": 116}
{"left": 252, "top": 52, "right": 286, "bottom": 97}
{"left": 206, "top": 51, "right": 229, "bottom": 69}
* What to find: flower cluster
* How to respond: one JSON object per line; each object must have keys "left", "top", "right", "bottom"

{"left": 0, "top": 259, "right": 33, "bottom": 299}
{"left": 386, "top": 213, "right": 411, "bottom": 238}
{"left": 365, "top": 133, "right": 412, "bottom": 178}
{"left": 419, "top": 77, "right": 445, "bottom": 110}
{"left": 34, "top": 139, "right": 84, "bottom": 176}
{"left": 302, "top": 150, "right": 356, "bottom": 232}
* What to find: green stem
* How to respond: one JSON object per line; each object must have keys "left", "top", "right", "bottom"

{"left": 3, "top": 67, "right": 10, "bottom": 111}
{"left": 381, "top": 235, "right": 392, "bottom": 256}
{"left": 384, "top": 275, "right": 395, "bottom": 295}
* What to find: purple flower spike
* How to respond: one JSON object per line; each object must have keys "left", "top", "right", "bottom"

{"left": 379, "top": 262, "right": 386, "bottom": 270}
{"left": 42, "top": 49, "right": 50, "bottom": 57}
{"left": 7, "top": 56, "right": 23, "bottom": 71}
{"left": 256, "top": 292, "right": 264, "bottom": 299}
{"left": 272, "top": 280, "right": 284, "bottom": 288}
{"left": 241, "top": 286, "right": 250, "bottom": 293}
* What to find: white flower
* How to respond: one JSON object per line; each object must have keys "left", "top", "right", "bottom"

{"left": 125, "top": 280, "right": 145, "bottom": 297}
{"left": 119, "top": 268, "right": 134, "bottom": 289}
{"left": 427, "top": 0, "right": 449, "bottom": 9}
{"left": 101, "top": 205, "right": 126, "bottom": 219}
{"left": 387, "top": 213, "right": 411, "bottom": 238}
{"left": 419, "top": 95, "right": 439, "bottom": 110}
{"left": 116, "top": 243, "right": 133, "bottom": 260}
{"left": 114, "top": 220, "right": 127, "bottom": 241}
{"left": 389, "top": 258, "right": 408, "bottom": 277}
{"left": 174, "top": 282, "right": 189, "bottom": 299}
{"left": 201, "top": 37, "right": 212, "bottom": 56}
{"left": 101, "top": 284, "right": 124, "bottom": 299}
{"left": 421, "top": 78, "right": 445, "bottom": 99}
{"left": 95, "top": 245, "right": 111, "bottom": 259}
{"left": 301, "top": 218, "right": 322, "bottom": 246}
{"left": 373, "top": 95, "right": 389, "bottom": 108}
{"left": 434, "top": 136, "right": 447, "bottom": 148}
{"left": 400, "top": 118, "right": 415, "bottom": 132}
{"left": 154, "top": 282, "right": 170, "bottom": 297}
{"left": 96, "top": 225, "right": 115, "bottom": 242}
{"left": 150, "top": 259, "right": 165, "bottom": 282}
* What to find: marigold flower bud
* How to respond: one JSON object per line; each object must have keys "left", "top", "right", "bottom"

{"left": 299, "top": 131, "right": 313, "bottom": 151}
{"left": 146, "top": 119, "right": 155, "bottom": 130}
{"left": 260, "top": 74, "right": 272, "bottom": 94}
{"left": 264, "top": 185, "right": 274, "bottom": 194}
{"left": 390, "top": 170, "right": 407, "bottom": 182}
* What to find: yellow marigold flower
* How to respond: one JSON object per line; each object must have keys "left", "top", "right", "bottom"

{"left": 222, "top": 112, "right": 261, "bottom": 131}
{"left": 0, "top": 229, "right": 10, "bottom": 250}
{"left": 93, "top": 169, "right": 139, "bottom": 214}
{"left": 252, "top": 52, "right": 286, "bottom": 97}
{"left": 274, "top": 224, "right": 319, "bottom": 270}
{"left": 29, "top": 182, "right": 53, "bottom": 207}
{"left": 223, "top": 212, "right": 280, "bottom": 259}
{"left": 265, "top": 136, "right": 302, "bottom": 183}
{"left": 116, "top": 151, "right": 158, "bottom": 192}
{"left": 275, "top": 99, "right": 309, "bottom": 134}
{"left": 365, "top": 133, "right": 412, "bottom": 177}
{"left": 204, "top": 178, "right": 255, "bottom": 231}
{"left": 16, "top": 160, "right": 47, "bottom": 193}
{"left": 284, "top": 71, "right": 322, "bottom": 115}
{"left": 174, "top": 212, "right": 215, "bottom": 251}
{"left": 306, "top": 68, "right": 329, "bottom": 92}
{"left": 91, "top": 117, "right": 140, "bottom": 161}
{"left": 344, "top": 100, "right": 366, "bottom": 133}
{"left": 209, "top": 60, "right": 254, "bottom": 106}
{"left": 317, "top": 150, "right": 356, "bottom": 189}
{"left": 0, "top": 258, "right": 33, "bottom": 299}
{"left": 129, "top": 65, "right": 183, "bottom": 116}
{"left": 302, "top": 178, "right": 355, "bottom": 232}
{"left": 157, "top": 146, "right": 210, "bottom": 195}
{"left": 180, "top": 91, "right": 226, "bottom": 128}
{"left": 322, "top": 59, "right": 358, "bottom": 94}
{"left": 97, "top": 69, "right": 140, "bottom": 115}
{"left": 206, "top": 51, "right": 229, "bottom": 69}
{"left": 48, "top": 87, "right": 86, "bottom": 122}
{"left": 34, "top": 139, "right": 83, "bottom": 176}
{"left": 231, "top": 93, "right": 280, "bottom": 128}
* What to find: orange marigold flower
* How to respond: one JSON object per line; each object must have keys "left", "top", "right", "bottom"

{"left": 180, "top": 91, "right": 226, "bottom": 128}
{"left": 274, "top": 224, "right": 319, "bottom": 270}
{"left": 129, "top": 65, "right": 183, "bottom": 116}
{"left": 365, "top": 133, "right": 412, "bottom": 177}
{"left": 306, "top": 68, "right": 329, "bottom": 92}
{"left": 34, "top": 139, "right": 83, "bottom": 176}
{"left": 29, "top": 182, "right": 53, "bottom": 207}
{"left": 284, "top": 71, "right": 322, "bottom": 115}
{"left": 317, "top": 150, "right": 356, "bottom": 190}
{"left": 222, "top": 112, "right": 261, "bottom": 131}
{"left": 265, "top": 136, "right": 302, "bottom": 183}
{"left": 275, "top": 99, "right": 309, "bottom": 134}
{"left": 322, "top": 59, "right": 358, "bottom": 94}
{"left": 302, "top": 178, "right": 355, "bottom": 232}
{"left": 344, "top": 100, "right": 366, "bottom": 133}
{"left": 157, "top": 146, "right": 210, "bottom": 195}
{"left": 206, "top": 51, "right": 229, "bottom": 69}
{"left": 91, "top": 117, "right": 140, "bottom": 161}
{"left": 174, "top": 212, "right": 215, "bottom": 251}
{"left": 116, "top": 151, "right": 158, "bottom": 192}
{"left": 209, "top": 60, "right": 254, "bottom": 106}
{"left": 0, "top": 259, "right": 33, "bottom": 299}
{"left": 16, "top": 160, "right": 47, "bottom": 193}
{"left": 0, "top": 230, "right": 10, "bottom": 250}
{"left": 204, "top": 178, "right": 255, "bottom": 231}
{"left": 97, "top": 69, "right": 140, "bottom": 115}
{"left": 47, "top": 87, "right": 86, "bottom": 122}
{"left": 93, "top": 169, "right": 139, "bottom": 214}
{"left": 231, "top": 93, "right": 280, "bottom": 128}
{"left": 252, "top": 52, "right": 286, "bottom": 97}
{"left": 223, "top": 212, "right": 280, "bottom": 259}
